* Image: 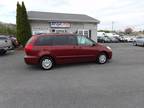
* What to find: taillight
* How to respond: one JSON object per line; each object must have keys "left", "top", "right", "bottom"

{"left": 25, "top": 44, "right": 33, "bottom": 51}
{"left": 24, "top": 44, "right": 33, "bottom": 55}
{"left": 24, "top": 36, "right": 36, "bottom": 55}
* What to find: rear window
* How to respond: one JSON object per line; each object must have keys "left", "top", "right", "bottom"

{"left": 26, "top": 36, "right": 35, "bottom": 45}
{"left": 35, "top": 35, "right": 77, "bottom": 46}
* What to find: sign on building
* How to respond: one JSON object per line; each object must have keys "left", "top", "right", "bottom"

{"left": 50, "top": 22, "right": 70, "bottom": 28}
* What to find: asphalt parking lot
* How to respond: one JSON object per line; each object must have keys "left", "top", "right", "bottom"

{"left": 0, "top": 43, "right": 144, "bottom": 108}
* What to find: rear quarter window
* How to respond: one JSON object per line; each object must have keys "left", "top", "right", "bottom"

{"left": 34, "top": 35, "right": 77, "bottom": 46}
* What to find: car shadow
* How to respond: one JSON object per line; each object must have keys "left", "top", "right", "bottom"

{"left": 24, "top": 61, "right": 111, "bottom": 72}
{"left": 25, "top": 62, "right": 99, "bottom": 71}
{"left": 52, "top": 61, "right": 110, "bottom": 70}
{"left": 54, "top": 62, "right": 96, "bottom": 69}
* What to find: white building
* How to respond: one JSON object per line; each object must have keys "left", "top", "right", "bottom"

{"left": 28, "top": 11, "right": 100, "bottom": 42}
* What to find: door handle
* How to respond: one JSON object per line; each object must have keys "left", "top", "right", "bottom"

{"left": 73, "top": 46, "right": 82, "bottom": 48}
{"left": 73, "top": 46, "right": 76, "bottom": 48}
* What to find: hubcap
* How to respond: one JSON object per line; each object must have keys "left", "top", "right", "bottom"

{"left": 99, "top": 55, "right": 107, "bottom": 64}
{"left": 42, "top": 59, "right": 52, "bottom": 69}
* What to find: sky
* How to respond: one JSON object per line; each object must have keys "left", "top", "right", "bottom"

{"left": 0, "top": 0, "right": 144, "bottom": 31}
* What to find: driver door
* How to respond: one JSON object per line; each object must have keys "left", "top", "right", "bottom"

{"left": 76, "top": 36, "right": 98, "bottom": 62}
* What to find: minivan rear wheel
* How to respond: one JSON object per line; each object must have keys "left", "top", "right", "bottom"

{"left": 40, "top": 57, "right": 54, "bottom": 70}
{"left": 97, "top": 53, "right": 107, "bottom": 64}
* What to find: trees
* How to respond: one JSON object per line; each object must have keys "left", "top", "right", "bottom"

{"left": 16, "top": 2, "right": 22, "bottom": 43}
{"left": 124, "top": 28, "right": 133, "bottom": 34}
{"left": 0, "top": 22, "right": 16, "bottom": 35}
{"left": 16, "top": 1, "right": 32, "bottom": 47}
{"left": 98, "top": 30, "right": 111, "bottom": 33}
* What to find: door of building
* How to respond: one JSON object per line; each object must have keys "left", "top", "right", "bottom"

{"left": 51, "top": 29, "right": 67, "bottom": 33}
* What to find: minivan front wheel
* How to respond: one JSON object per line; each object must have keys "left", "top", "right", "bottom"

{"left": 40, "top": 57, "right": 54, "bottom": 70}
{"left": 97, "top": 53, "right": 107, "bottom": 64}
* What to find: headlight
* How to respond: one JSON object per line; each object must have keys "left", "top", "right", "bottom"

{"left": 106, "top": 46, "right": 112, "bottom": 51}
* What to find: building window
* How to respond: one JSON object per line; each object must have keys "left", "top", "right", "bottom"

{"left": 77, "top": 29, "right": 89, "bottom": 38}
{"left": 77, "top": 36, "right": 93, "bottom": 46}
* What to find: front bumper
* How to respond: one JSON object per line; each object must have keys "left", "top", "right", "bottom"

{"left": 108, "top": 52, "right": 112, "bottom": 60}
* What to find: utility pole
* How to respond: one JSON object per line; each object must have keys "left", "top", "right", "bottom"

{"left": 112, "top": 21, "right": 114, "bottom": 32}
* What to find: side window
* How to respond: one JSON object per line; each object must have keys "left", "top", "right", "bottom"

{"left": 53, "top": 36, "right": 77, "bottom": 45}
{"left": 67, "top": 36, "right": 77, "bottom": 45}
{"left": 35, "top": 36, "right": 53, "bottom": 46}
{"left": 53, "top": 36, "right": 68, "bottom": 45}
{"left": 77, "top": 36, "right": 93, "bottom": 46}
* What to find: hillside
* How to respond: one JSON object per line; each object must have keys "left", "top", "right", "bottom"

{"left": 0, "top": 21, "right": 16, "bottom": 36}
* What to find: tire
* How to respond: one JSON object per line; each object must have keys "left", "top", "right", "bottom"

{"left": 40, "top": 57, "right": 54, "bottom": 70}
{"left": 97, "top": 53, "right": 107, "bottom": 64}
{"left": 133, "top": 42, "right": 137, "bottom": 46}
{"left": 0, "top": 49, "right": 7, "bottom": 55}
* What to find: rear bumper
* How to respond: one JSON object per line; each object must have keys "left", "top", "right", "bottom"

{"left": 24, "top": 55, "right": 39, "bottom": 65}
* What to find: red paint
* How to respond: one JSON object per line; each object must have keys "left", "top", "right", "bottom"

{"left": 24, "top": 34, "right": 112, "bottom": 65}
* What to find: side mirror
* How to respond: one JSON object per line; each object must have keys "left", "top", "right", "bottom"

{"left": 92, "top": 43, "right": 96, "bottom": 46}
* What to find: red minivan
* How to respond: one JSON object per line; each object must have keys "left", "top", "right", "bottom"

{"left": 24, "top": 34, "right": 112, "bottom": 70}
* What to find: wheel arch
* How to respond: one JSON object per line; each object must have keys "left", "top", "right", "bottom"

{"left": 98, "top": 51, "right": 109, "bottom": 59}
{"left": 39, "top": 55, "right": 56, "bottom": 64}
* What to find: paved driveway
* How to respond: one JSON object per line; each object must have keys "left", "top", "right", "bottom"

{"left": 0, "top": 43, "right": 144, "bottom": 108}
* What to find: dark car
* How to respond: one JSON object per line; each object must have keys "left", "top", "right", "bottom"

{"left": 109, "top": 37, "right": 119, "bottom": 43}
{"left": 9, "top": 36, "right": 19, "bottom": 48}
{"left": 114, "top": 36, "right": 124, "bottom": 42}
{"left": 24, "top": 34, "right": 112, "bottom": 70}
{"left": 97, "top": 36, "right": 111, "bottom": 43}
{"left": 97, "top": 36, "right": 105, "bottom": 43}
